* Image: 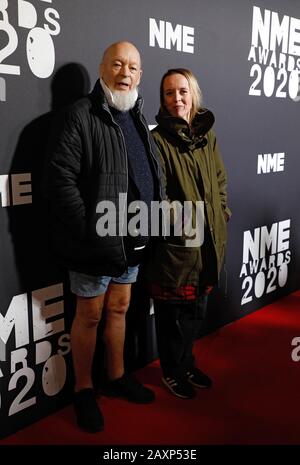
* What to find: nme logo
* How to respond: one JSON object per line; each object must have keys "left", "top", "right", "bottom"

{"left": 0, "top": 173, "right": 32, "bottom": 206}
{"left": 0, "top": 284, "right": 71, "bottom": 417}
{"left": 149, "top": 18, "right": 194, "bottom": 53}
{"left": 257, "top": 152, "right": 285, "bottom": 174}
{"left": 240, "top": 220, "right": 291, "bottom": 305}
{"left": 248, "top": 6, "right": 300, "bottom": 100}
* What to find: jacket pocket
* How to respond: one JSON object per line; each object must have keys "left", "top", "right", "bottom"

{"left": 145, "top": 241, "right": 201, "bottom": 287}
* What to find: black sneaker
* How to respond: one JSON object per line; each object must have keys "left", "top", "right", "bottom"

{"left": 74, "top": 388, "right": 104, "bottom": 433}
{"left": 186, "top": 367, "right": 212, "bottom": 388}
{"left": 104, "top": 373, "right": 155, "bottom": 403}
{"left": 162, "top": 375, "right": 196, "bottom": 399}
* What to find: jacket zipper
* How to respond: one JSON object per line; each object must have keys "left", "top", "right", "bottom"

{"left": 108, "top": 114, "right": 129, "bottom": 272}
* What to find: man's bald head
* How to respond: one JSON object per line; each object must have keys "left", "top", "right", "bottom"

{"left": 99, "top": 41, "right": 142, "bottom": 93}
{"left": 101, "top": 41, "right": 141, "bottom": 68}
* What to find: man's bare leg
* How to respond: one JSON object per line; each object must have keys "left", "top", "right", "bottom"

{"left": 71, "top": 294, "right": 105, "bottom": 392}
{"left": 103, "top": 283, "right": 131, "bottom": 381}
{"left": 102, "top": 282, "right": 155, "bottom": 403}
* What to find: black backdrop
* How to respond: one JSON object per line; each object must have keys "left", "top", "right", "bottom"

{"left": 0, "top": 0, "right": 299, "bottom": 438}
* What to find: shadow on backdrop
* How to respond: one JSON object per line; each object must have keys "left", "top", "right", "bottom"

{"left": 8, "top": 63, "right": 91, "bottom": 382}
{"left": 2, "top": 63, "right": 91, "bottom": 435}
{"left": 9, "top": 63, "right": 91, "bottom": 291}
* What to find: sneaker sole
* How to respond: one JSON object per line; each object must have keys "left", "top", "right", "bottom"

{"left": 162, "top": 377, "right": 195, "bottom": 399}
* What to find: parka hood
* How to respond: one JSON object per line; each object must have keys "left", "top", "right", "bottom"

{"left": 155, "top": 108, "right": 215, "bottom": 149}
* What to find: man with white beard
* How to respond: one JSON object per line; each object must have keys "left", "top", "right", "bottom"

{"left": 43, "top": 42, "right": 164, "bottom": 432}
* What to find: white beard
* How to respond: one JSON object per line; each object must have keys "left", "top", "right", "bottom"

{"left": 100, "top": 78, "right": 138, "bottom": 112}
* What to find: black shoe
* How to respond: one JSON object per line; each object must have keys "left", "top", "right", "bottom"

{"left": 74, "top": 388, "right": 104, "bottom": 433}
{"left": 162, "top": 375, "right": 196, "bottom": 399}
{"left": 103, "top": 373, "right": 155, "bottom": 403}
{"left": 186, "top": 367, "right": 212, "bottom": 388}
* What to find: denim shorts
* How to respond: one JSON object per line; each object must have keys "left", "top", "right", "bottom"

{"left": 69, "top": 266, "right": 139, "bottom": 297}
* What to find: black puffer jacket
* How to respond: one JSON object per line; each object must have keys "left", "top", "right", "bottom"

{"left": 43, "top": 80, "right": 164, "bottom": 276}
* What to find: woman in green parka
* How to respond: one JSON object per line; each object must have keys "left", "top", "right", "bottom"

{"left": 146, "top": 68, "right": 231, "bottom": 399}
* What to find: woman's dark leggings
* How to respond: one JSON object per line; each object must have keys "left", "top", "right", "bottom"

{"left": 154, "top": 296, "right": 208, "bottom": 377}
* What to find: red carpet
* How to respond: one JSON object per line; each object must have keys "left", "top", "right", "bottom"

{"left": 1, "top": 290, "right": 300, "bottom": 445}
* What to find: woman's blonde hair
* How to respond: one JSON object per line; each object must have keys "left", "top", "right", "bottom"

{"left": 160, "top": 68, "right": 203, "bottom": 123}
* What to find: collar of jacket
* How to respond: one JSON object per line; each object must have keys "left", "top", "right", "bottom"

{"left": 90, "top": 79, "right": 144, "bottom": 121}
{"left": 155, "top": 108, "right": 215, "bottom": 149}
